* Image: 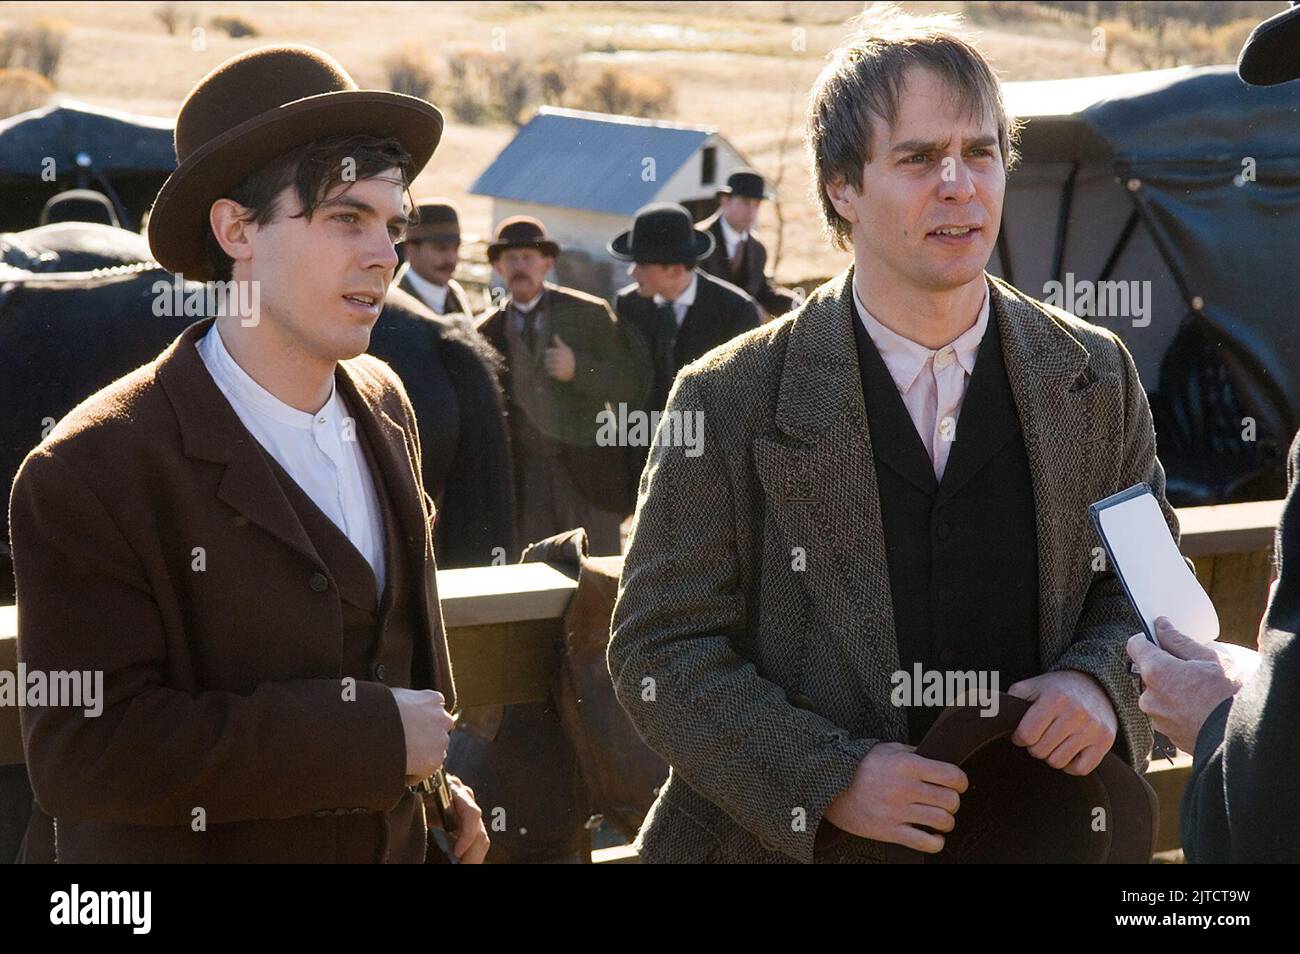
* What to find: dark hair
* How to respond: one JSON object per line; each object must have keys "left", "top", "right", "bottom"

{"left": 203, "top": 133, "right": 415, "bottom": 281}
{"left": 806, "top": 4, "right": 1021, "bottom": 250}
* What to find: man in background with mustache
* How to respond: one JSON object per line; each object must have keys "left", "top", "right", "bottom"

{"left": 476, "top": 216, "right": 646, "bottom": 556}
{"left": 393, "top": 198, "right": 477, "bottom": 331}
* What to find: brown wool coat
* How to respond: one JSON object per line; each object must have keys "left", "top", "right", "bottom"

{"left": 608, "top": 269, "right": 1167, "bottom": 864}
{"left": 8, "top": 318, "right": 456, "bottom": 862}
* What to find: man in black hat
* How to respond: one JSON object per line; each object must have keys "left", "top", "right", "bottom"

{"left": 611, "top": 202, "right": 760, "bottom": 416}
{"left": 1126, "top": 3, "right": 1300, "bottom": 863}
{"left": 697, "top": 168, "right": 798, "bottom": 318}
{"left": 476, "top": 215, "right": 646, "bottom": 556}
{"left": 8, "top": 44, "right": 488, "bottom": 863}
{"left": 393, "top": 197, "right": 476, "bottom": 328}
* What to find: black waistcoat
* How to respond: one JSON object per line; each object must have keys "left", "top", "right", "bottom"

{"left": 258, "top": 401, "right": 429, "bottom": 863}
{"left": 853, "top": 304, "right": 1040, "bottom": 743}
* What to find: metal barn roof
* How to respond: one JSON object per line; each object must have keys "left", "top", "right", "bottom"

{"left": 469, "top": 107, "right": 718, "bottom": 216}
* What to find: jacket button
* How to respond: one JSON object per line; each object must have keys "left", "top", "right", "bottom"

{"left": 937, "top": 587, "right": 953, "bottom": 603}
{"left": 374, "top": 664, "right": 387, "bottom": 682}
{"left": 935, "top": 523, "right": 951, "bottom": 540}
{"left": 939, "top": 648, "right": 957, "bottom": 667}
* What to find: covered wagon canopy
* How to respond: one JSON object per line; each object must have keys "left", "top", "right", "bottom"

{"left": 993, "top": 66, "right": 1300, "bottom": 505}
{"left": 0, "top": 100, "right": 175, "bottom": 233}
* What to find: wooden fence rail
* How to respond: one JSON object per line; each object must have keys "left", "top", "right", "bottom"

{"left": 0, "top": 499, "right": 1285, "bottom": 858}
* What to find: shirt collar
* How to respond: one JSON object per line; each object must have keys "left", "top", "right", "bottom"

{"left": 200, "top": 322, "right": 336, "bottom": 430}
{"left": 511, "top": 288, "right": 545, "bottom": 313}
{"left": 852, "top": 279, "right": 990, "bottom": 393}
{"left": 654, "top": 270, "right": 698, "bottom": 310}
{"left": 718, "top": 215, "right": 748, "bottom": 247}
{"left": 402, "top": 266, "right": 449, "bottom": 310}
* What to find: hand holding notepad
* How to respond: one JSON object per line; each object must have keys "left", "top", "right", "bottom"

{"left": 1090, "top": 484, "right": 1219, "bottom": 644}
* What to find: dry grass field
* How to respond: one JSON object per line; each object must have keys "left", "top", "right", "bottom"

{"left": 0, "top": 0, "right": 1257, "bottom": 282}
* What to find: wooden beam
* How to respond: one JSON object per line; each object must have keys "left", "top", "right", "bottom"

{"left": 1178, "top": 500, "right": 1284, "bottom": 556}
{"left": 1144, "top": 753, "right": 1192, "bottom": 855}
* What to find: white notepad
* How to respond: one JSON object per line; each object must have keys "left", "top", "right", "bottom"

{"left": 1089, "top": 484, "right": 1219, "bottom": 644}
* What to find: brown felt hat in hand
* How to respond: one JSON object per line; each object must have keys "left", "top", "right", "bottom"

{"left": 881, "top": 693, "right": 1158, "bottom": 864}
{"left": 148, "top": 44, "right": 444, "bottom": 281}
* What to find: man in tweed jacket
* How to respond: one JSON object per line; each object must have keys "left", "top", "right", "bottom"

{"left": 608, "top": 9, "right": 1163, "bottom": 863}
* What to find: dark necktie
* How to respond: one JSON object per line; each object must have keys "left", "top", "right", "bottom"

{"left": 730, "top": 237, "right": 746, "bottom": 276}
{"left": 519, "top": 306, "right": 540, "bottom": 352}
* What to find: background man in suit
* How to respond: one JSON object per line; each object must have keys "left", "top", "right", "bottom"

{"left": 8, "top": 45, "right": 488, "bottom": 863}
{"left": 698, "top": 168, "right": 798, "bottom": 318}
{"left": 609, "top": 8, "right": 1160, "bottom": 863}
{"left": 393, "top": 198, "right": 476, "bottom": 329}
{"left": 477, "top": 216, "right": 645, "bottom": 556}
{"left": 1125, "top": 4, "right": 1300, "bottom": 863}
{"left": 611, "top": 202, "right": 760, "bottom": 415}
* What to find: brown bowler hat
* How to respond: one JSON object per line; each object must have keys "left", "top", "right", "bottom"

{"left": 406, "top": 198, "right": 471, "bottom": 243}
{"left": 881, "top": 694, "right": 1158, "bottom": 864}
{"left": 486, "top": 215, "right": 559, "bottom": 261}
{"left": 148, "top": 44, "right": 444, "bottom": 281}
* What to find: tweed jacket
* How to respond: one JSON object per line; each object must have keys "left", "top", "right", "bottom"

{"left": 8, "top": 319, "right": 455, "bottom": 861}
{"left": 608, "top": 268, "right": 1168, "bottom": 864}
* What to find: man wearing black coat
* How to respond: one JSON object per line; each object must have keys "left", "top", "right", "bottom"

{"left": 1123, "top": 3, "right": 1300, "bottom": 864}
{"left": 697, "top": 168, "right": 798, "bottom": 318}
{"left": 611, "top": 203, "right": 761, "bottom": 414}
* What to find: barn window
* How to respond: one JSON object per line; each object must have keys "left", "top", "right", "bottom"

{"left": 701, "top": 146, "right": 716, "bottom": 186}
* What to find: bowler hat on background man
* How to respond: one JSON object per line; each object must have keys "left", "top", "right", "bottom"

{"left": 1238, "top": 1, "right": 1300, "bottom": 86}
{"left": 717, "top": 167, "right": 774, "bottom": 201}
{"left": 147, "top": 44, "right": 444, "bottom": 281}
{"left": 39, "top": 189, "right": 121, "bottom": 228}
{"left": 880, "top": 694, "right": 1158, "bottom": 864}
{"left": 406, "top": 198, "right": 475, "bottom": 243}
{"left": 486, "top": 215, "right": 560, "bottom": 261}
{"left": 608, "top": 202, "right": 714, "bottom": 264}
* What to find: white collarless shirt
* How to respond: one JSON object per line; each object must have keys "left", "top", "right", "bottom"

{"left": 653, "top": 271, "right": 698, "bottom": 327}
{"left": 852, "top": 280, "right": 990, "bottom": 482}
{"left": 196, "top": 323, "right": 387, "bottom": 591}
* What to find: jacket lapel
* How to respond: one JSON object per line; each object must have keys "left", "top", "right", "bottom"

{"left": 753, "top": 268, "right": 907, "bottom": 741}
{"left": 156, "top": 319, "right": 324, "bottom": 571}
{"left": 989, "top": 275, "right": 1099, "bottom": 665}
{"left": 157, "top": 318, "right": 428, "bottom": 587}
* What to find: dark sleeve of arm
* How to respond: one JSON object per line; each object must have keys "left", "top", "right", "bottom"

{"left": 569, "top": 301, "right": 644, "bottom": 406}
{"left": 1185, "top": 627, "right": 1300, "bottom": 862}
{"left": 10, "top": 449, "right": 408, "bottom": 826}
{"left": 1180, "top": 697, "right": 1232, "bottom": 864}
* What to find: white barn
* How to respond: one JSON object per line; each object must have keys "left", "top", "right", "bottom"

{"left": 469, "top": 106, "right": 752, "bottom": 296}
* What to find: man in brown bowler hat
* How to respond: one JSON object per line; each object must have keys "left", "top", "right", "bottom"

{"left": 476, "top": 216, "right": 647, "bottom": 556}
{"left": 394, "top": 197, "right": 477, "bottom": 327}
{"left": 8, "top": 44, "right": 488, "bottom": 862}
